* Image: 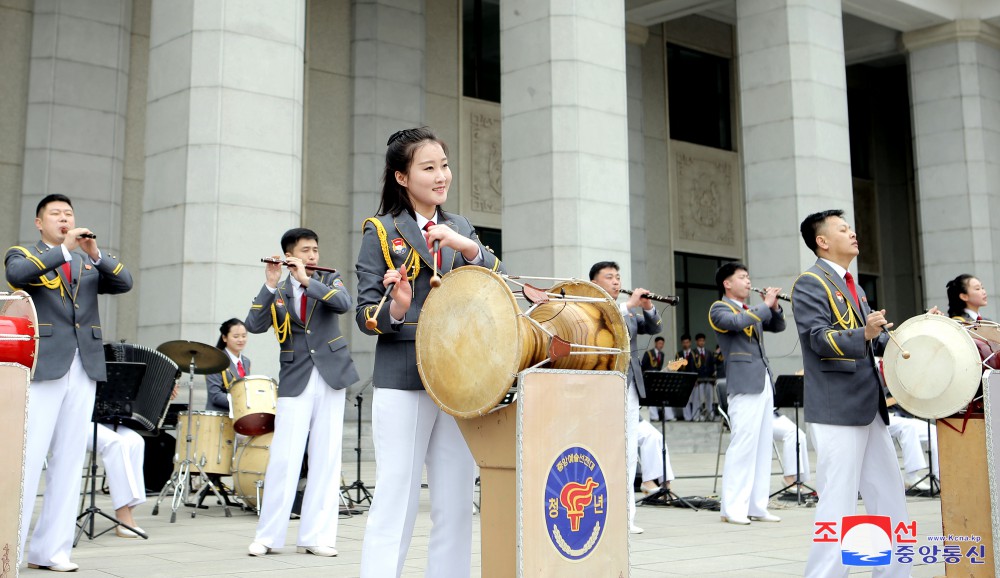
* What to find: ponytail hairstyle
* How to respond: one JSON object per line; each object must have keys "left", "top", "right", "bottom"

{"left": 946, "top": 274, "right": 974, "bottom": 318}
{"left": 376, "top": 127, "right": 449, "bottom": 218}
{"left": 216, "top": 318, "right": 246, "bottom": 350}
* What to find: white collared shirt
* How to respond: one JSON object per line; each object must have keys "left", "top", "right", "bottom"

{"left": 820, "top": 258, "right": 849, "bottom": 281}
{"left": 966, "top": 308, "right": 981, "bottom": 320}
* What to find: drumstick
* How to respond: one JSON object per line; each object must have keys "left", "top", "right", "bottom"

{"left": 430, "top": 240, "right": 442, "bottom": 288}
{"left": 365, "top": 283, "right": 395, "bottom": 330}
{"left": 883, "top": 325, "right": 910, "bottom": 359}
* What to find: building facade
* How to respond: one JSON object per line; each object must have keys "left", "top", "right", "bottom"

{"left": 2, "top": 0, "right": 998, "bottom": 397}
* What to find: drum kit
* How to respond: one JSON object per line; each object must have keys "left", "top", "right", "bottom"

{"left": 149, "top": 341, "right": 280, "bottom": 522}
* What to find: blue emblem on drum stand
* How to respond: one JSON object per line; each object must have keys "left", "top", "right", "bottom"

{"left": 544, "top": 445, "right": 607, "bottom": 561}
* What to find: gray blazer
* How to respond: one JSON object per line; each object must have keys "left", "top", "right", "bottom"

{"left": 5, "top": 240, "right": 133, "bottom": 382}
{"left": 245, "top": 271, "right": 359, "bottom": 397}
{"left": 791, "top": 259, "right": 889, "bottom": 426}
{"left": 205, "top": 354, "right": 250, "bottom": 412}
{"left": 709, "top": 298, "right": 785, "bottom": 396}
{"left": 355, "top": 210, "right": 502, "bottom": 390}
{"left": 624, "top": 306, "right": 662, "bottom": 398}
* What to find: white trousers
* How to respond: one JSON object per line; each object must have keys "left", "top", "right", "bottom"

{"left": 20, "top": 351, "right": 95, "bottom": 568}
{"left": 772, "top": 413, "right": 811, "bottom": 482}
{"left": 360, "top": 388, "right": 474, "bottom": 578}
{"left": 721, "top": 383, "right": 773, "bottom": 520}
{"left": 682, "top": 381, "right": 714, "bottom": 421}
{"left": 254, "top": 368, "right": 346, "bottom": 548}
{"left": 637, "top": 419, "right": 673, "bottom": 482}
{"left": 887, "top": 414, "right": 939, "bottom": 476}
{"left": 625, "top": 383, "right": 640, "bottom": 527}
{"left": 87, "top": 424, "right": 146, "bottom": 510}
{"left": 806, "top": 418, "right": 912, "bottom": 578}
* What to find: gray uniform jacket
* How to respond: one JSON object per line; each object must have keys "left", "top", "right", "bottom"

{"left": 709, "top": 298, "right": 785, "bottom": 396}
{"left": 791, "top": 259, "right": 889, "bottom": 426}
{"left": 5, "top": 240, "right": 133, "bottom": 382}
{"left": 355, "top": 210, "right": 502, "bottom": 390}
{"left": 624, "top": 307, "right": 662, "bottom": 398}
{"left": 245, "top": 271, "right": 359, "bottom": 397}
{"left": 205, "top": 354, "right": 250, "bottom": 413}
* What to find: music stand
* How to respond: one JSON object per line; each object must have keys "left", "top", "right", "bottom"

{"left": 76, "top": 362, "right": 148, "bottom": 544}
{"left": 769, "top": 375, "right": 815, "bottom": 505}
{"left": 905, "top": 418, "right": 940, "bottom": 497}
{"left": 638, "top": 371, "right": 699, "bottom": 510}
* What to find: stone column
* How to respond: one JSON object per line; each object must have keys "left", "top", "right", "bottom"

{"left": 904, "top": 21, "right": 1000, "bottom": 308}
{"left": 500, "top": 1, "right": 632, "bottom": 282}
{"left": 626, "top": 23, "right": 649, "bottom": 286}
{"left": 348, "top": 0, "right": 425, "bottom": 377}
{"left": 736, "top": 0, "right": 853, "bottom": 375}
{"left": 0, "top": 0, "right": 33, "bottom": 255}
{"left": 20, "top": 0, "right": 133, "bottom": 337}
{"left": 141, "top": 0, "right": 306, "bottom": 379}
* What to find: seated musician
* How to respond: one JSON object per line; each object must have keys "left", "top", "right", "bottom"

{"left": 205, "top": 318, "right": 251, "bottom": 413}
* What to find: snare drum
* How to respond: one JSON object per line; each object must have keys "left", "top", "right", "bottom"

{"left": 232, "top": 433, "right": 272, "bottom": 511}
{"left": 229, "top": 375, "right": 277, "bottom": 436}
{"left": 0, "top": 291, "right": 39, "bottom": 378}
{"left": 174, "top": 411, "right": 235, "bottom": 475}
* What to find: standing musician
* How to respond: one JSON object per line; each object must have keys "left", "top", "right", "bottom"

{"left": 642, "top": 336, "right": 674, "bottom": 421}
{"left": 244, "top": 228, "right": 360, "bottom": 558}
{"left": 355, "top": 127, "right": 502, "bottom": 578}
{"left": 589, "top": 261, "right": 662, "bottom": 535}
{"left": 6, "top": 193, "right": 132, "bottom": 572}
{"left": 709, "top": 262, "right": 785, "bottom": 525}
{"left": 205, "top": 318, "right": 250, "bottom": 414}
{"left": 792, "top": 209, "right": 911, "bottom": 578}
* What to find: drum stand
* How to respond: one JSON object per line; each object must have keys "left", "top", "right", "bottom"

{"left": 152, "top": 354, "right": 232, "bottom": 522}
{"left": 342, "top": 380, "right": 374, "bottom": 507}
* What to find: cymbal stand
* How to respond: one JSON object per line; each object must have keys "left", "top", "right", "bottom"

{"left": 151, "top": 354, "right": 232, "bottom": 521}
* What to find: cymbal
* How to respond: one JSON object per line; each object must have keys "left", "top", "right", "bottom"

{"left": 157, "top": 340, "right": 229, "bottom": 374}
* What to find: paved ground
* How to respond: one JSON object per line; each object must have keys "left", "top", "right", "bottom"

{"left": 16, "top": 451, "right": 949, "bottom": 577}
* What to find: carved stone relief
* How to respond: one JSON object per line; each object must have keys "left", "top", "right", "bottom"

{"left": 470, "top": 110, "right": 501, "bottom": 215}
{"left": 674, "top": 146, "right": 735, "bottom": 246}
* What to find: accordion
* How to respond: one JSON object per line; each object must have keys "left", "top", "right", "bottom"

{"left": 96, "top": 343, "right": 179, "bottom": 434}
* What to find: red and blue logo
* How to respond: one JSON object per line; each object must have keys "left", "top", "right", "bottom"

{"left": 841, "top": 515, "right": 893, "bottom": 566}
{"left": 544, "top": 446, "right": 607, "bottom": 561}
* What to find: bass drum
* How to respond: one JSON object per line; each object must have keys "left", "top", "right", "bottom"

{"left": 232, "top": 433, "right": 272, "bottom": 512}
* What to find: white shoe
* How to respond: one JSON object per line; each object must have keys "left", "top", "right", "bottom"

{"left": 749, "top": 513, "right": 782, "bottom": 523}
{"left": 721, "top": 515, "right": 751, "bottom": 525}
{"left": 27, "top": 562, "right": 79, "bottom": 572}
{"left": 248, "top": 542, "right": 271, "bottom": 556}
{"left": 629, "top": 525, "right": 644, "bottom": 534}
{"left": 906, "top": 477, "right": 931, "bottom": 492}
{"left": 296, "top": 545, "right": 338, "bottom": 557}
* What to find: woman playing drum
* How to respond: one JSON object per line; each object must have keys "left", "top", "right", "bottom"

{"left": 205, "top": 318, "right": 250, "bottom": 413}
{"left": 355, "top": 127, "right": 503, "bottom": 578}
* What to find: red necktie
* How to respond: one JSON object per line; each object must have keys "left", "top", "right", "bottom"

{"left": 237, "top": 360, "right": 245, "bottom": 378}
{"left": 300, "top": 292, "right": 307, "bottom": 322}
{"left": 844, "top": 272, "right": 861, "bottom": 310}
{"left": 977, "top": 315, "right": 983, "bottom": 322}
{"left": 62, "top": 261, "right": 71, "bottom": 284}
{"left": 742, "top": 303, "right": 749, "bottom": 310}
{"left": 424, "top": 221, "right": 441, "bottom": 267}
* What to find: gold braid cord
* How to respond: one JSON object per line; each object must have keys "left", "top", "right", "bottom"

{"left": 707, "top": 301, "right": 754, "bottom": 339}
{"left": 795, "top": 272, "right": 859, "bottom": 329}
{"left": 363, "top": 217, "right": 420, "bottom": 280}
{"left": 10, "top": 246, "right": 65, "bottom": 297}
{"left": 270, "top": 302, "right": 290, "bottom": 344}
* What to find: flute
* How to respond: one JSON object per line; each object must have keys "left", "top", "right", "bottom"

{"left": 620, "top": 289, "right": 680, "bottom": 306}
{"left": 751, "top": 287, "right": 791, "bottom": 302}
{"left": 260, "top": 257, "right": 337, "bottom": 274}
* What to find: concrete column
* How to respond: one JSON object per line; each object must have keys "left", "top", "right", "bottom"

{"left": 349, "top": 0, "right": 425, "bottom": 378}
{"left": 904, "top": 21, "right": 1000, "bottom": 308}
{"left": 626, "top": 23, "right": 649, "bottom": 287}
{"left": 736, "top": 0, "right": 853, "bottom": 374}
{"left": 0, "top": 0, "right": 33, "bottom": 255}
{"left": 500, "top": 1, "right": 631, "bottom": 282}
{"left": 141, "top": 0, "right": 306, "bottom": 379}
{"left": 20, "top": 0, "right": 133, "bottom": 337}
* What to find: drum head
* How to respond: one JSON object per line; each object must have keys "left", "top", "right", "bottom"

{"left": 883, "top": 314, "right": 982, "bottom": 419}
{"left": 417, "top": 268, "right": 522, "bottom": 418}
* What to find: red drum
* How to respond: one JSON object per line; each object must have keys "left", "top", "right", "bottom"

{"left": 0, "top": 292, "right": 39, "bottom": 378}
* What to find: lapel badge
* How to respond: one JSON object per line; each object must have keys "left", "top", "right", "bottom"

{"left": 861, "top": 296, "right": 867, "bottom": 303}
{"left": 835, "top": 291, "right": 845, "bottom": 303}
{"left": 391, "top": 238, "right": 406, "bottom": 255}
{"left": 84, "top": 264, "right": 92, "bottom": 270}
{"left": 276, "top": 298, "right": 284, "bottom": 308}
